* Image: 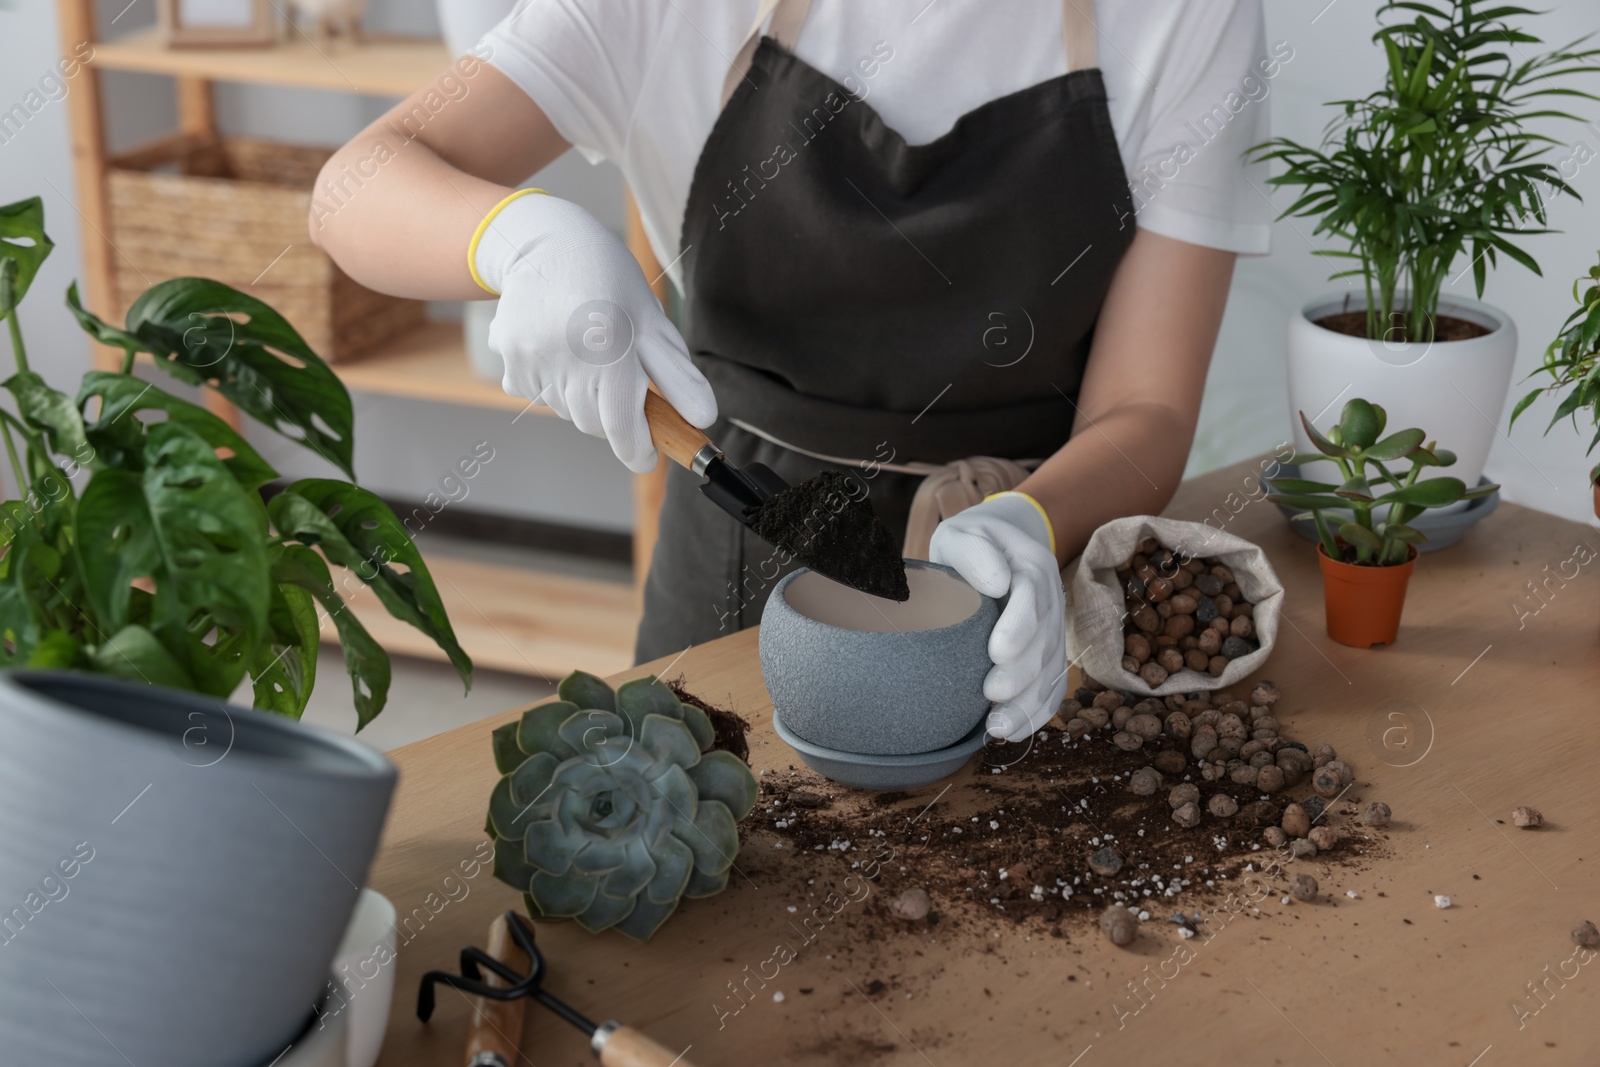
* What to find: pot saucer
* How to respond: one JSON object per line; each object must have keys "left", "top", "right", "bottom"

{"left": 1275, "top": 467, "right": 1500, "bottom": 553}
{"left": 772, "top": 706, "right": 988, "bottom": 790}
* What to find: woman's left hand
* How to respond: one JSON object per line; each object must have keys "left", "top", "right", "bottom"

{"left": 928, "top": 492, "right": 1068, "bottom": 742}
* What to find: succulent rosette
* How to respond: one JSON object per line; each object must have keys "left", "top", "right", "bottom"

{"left": 487, "top": 671, "right": 758, "bottom": 940}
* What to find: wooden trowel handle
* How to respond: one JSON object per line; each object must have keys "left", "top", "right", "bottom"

{"left": 593, "top": 1022, "right": 696, "bottom": 1067}
{"left": 644, "top": 392, "right": 714, "bottom": 471}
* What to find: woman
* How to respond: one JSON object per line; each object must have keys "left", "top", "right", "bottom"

{"left": 311, "top": 0, "right": 1273, "bottom": 741}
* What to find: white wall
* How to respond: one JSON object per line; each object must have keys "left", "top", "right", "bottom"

{"left": 3, "top": 0, "right": 1598, "bottom": 530}
{"left": 1196, "top": 1, "right": 1600, "bottom": 524}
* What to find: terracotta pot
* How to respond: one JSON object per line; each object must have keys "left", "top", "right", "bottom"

{"left": 1317, "top": 543, "right": 1418, "bottom": 648}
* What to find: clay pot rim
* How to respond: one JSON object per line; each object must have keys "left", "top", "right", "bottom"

{"left": 1316, "top": 540, "right": 1419, "bottom": 575}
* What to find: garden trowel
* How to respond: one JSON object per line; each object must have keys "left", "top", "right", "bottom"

{"left": 643, "top": 392, "right": 909, "bottom": 601}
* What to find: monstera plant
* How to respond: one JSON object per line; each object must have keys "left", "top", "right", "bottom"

{"left": 0, "top": 196, "right": 470, "bottom": 726}
{"left": 488, "top": 671, "right": 758, "bottom": 940}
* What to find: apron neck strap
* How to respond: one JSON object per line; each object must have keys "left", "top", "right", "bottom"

{"left": 721, "top": 0, "right": 1100, "bottom": 107}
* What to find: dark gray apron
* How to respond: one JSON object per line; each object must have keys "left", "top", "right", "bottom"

{"left": 635, "top": 0, "right": 1134, "bottom": 662}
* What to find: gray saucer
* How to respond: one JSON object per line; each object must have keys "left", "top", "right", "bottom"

{"left": 1274, "top": 467, "right": 1500, "bottom": 553}
{"left": 772, "top": 705, "right": 989, "bottom": 790}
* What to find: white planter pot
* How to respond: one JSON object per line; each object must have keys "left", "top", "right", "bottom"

{"left": 436, "top": 0, "right": 515, "bottom": 58}
{"left": 1286, "top": 293, "right": 1517, "bottom": 496}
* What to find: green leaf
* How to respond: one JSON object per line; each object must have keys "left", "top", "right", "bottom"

{"left": 574, "top": 890, "right": 636, "bottom": 934}
{"left": 1383, "top": 522, "right": 1429, "bottom": 544}
{"left": 645, "top": 834, "right": 695, "bottom": 906}
{"left": 4, "top": 372, "right": 90, "bottom": 462}
{"left": 558, "top": 670, "right": 616, "bottom": 712}
{"left": 27, "top": 630, "right": 86, "bottom": 669}
{"left": 1377, "top": 476, "right": 1468, "bottom": 508}
{"left": 487, "top": 774, "right": 529, "bottom": 841}
{"left": 640, "top": 714, "right": 701, "bottom": 771}
{"left": 1299, "top": 411, "right": 1349, "bottom": 458}
{"left": 123, "top": 278, "right": 355, "bottom": 477}
{"left": 90, "top": 624, "right": 197, "bottom": 690}
{"left": 1362, "top": 427, "right": 1427, "bottom": 461}
{"left": 683, "top": 867, "right": 729, "bottom": 900}
{"left": 491, "top": 720, "right": 525, "bottom": 775}
{"left": 250, "top": 582, "right": 320, "bottom": 719}
{"left": 688, "top": 750, "right": 758, "bottom": 820}
{"left": 680, "top": 703, "right": 714, "bottom": 753}
{"left": 1334, "top": 476, "right": 1374, "bottom": 501}
{"left": 270, "top": 544, "right": 391, "bottom": 729}
{"left": 268, "top": 480, "right": 471, "bottom": 689}
{"left": 612, "top": 894, "right": 679, "bottom": 940}
{"left": 0, "top": 197, "right": 53, "bottom": 315}
{"left": 79, "top": 372, "right": 278, "bottom": 490}
{"left": 509, "top": 751, "right": 560, "bottom": 810}
{"left": 1266, "top": 477, "right": 1340, "bottom": 494}
{"left": 492, "top": 836, "right": 538, "bottom": 894}
{"left": 556, "top": 708, "right": 628, "bottom": 760}
{"left": 1337, "top": 522, "right": 1385, "bottom": 555}
{"left": 1266, "top": 492, "right": 1349, "bottom": 511}
{"left": 516, "top": 701, "right": 581, "bottom": 760}
{"left": 684, "top": 800, "right": 740, "bottom": 876}
{"left": 67, "top": 283, "right": 145, "bottom": 364}
{"left": 529, "top": 866, "right": 600, "bottom": 919}
{"left": 616, "top": 676, "right": 680, "bottom": 738}
{"left": 1338, "top": 399, "right": 1385, "bottom": 450}
{"left": 76, "top": 423, "right": 271, "bottom": 695}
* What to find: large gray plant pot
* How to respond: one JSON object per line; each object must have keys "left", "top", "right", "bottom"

{"left": 0, "top": 672, "right": 396, "bottom": 1067}
{"left": 760, "top": 560, "right": 998, "bottom": 757}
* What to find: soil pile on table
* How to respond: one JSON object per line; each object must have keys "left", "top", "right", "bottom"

{"left": 746, "top": 470, "right": 909, "bottom": 601}
{"left": 753, "top": 679, "right": 1384, "bottom": 935}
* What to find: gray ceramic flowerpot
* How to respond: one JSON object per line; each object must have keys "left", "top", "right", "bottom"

{"left": 0, "top": 672, "right": 396, "bottom": 1067}
{"left": 760, "top": 560, "right": 998, "bottom": 756}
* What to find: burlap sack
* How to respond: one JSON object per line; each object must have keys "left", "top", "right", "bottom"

{"left": 1065, "top": 516, "right": 1284, "bottom": 697}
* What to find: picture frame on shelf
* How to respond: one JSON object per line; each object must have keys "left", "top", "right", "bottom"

{"left": 158, "top": 0, "right": 275, "bottom": 48}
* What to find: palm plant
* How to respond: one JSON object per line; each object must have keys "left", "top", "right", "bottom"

{"left": 1252, "top": 1, "right": 1600, "bottom": 342}
{"left": 1510, "top": 250, "right": 1600, "bottom": 484}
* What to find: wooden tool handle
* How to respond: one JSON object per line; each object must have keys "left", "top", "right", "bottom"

{"left": 643, "top": 391, "right": 713, "bottom": 471}
{"left": 463, "top": 915, "right": 528, "bottom": 1067}
{"left": 595, "top": 1023, "right": 696, "bottom": 1067}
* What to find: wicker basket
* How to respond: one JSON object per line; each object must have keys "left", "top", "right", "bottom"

{"left": 106, "top": 137, "right": 424, "bottom": 363}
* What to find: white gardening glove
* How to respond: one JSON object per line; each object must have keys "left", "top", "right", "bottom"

{"left": 928, "top": 492, "right": 1068, "bottom": 743}
{"left": 472, "top": 190, "right": 717, "bottom": 473}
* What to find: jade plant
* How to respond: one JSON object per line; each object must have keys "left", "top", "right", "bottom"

{"left": 1510, "top": 250, "right": 1600, "bottom": 485}
{"left": 1251, "top": 0, "right": 1600, "bottom": 342}
{"left": 488, "top": 671, "right": 758, "bottom": 940}
{"left": 1268, "top": 399, "right": 1499, "bottom": 565}
{"left": 0, "top": 196, "right": 469, "bottom": 726}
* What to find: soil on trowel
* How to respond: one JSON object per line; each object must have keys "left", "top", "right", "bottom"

{"left": 746, "top": 470, "right": 909, "bottom": 601}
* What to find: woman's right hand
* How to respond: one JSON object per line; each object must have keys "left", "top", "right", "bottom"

{"left": 475, "top": 192, "right": 718, "bottom": 473}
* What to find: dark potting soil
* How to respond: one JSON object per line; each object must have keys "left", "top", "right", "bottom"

{"left": 1316, "top": 310, "right": 1490, "bottom": 343}
{"left": 751, "top": 707, "right": 1384, "bottom": 937}
{"left": 669, "top": 676, "right": 752, "bottom": 765}
{"left": 746, "top": 470, "right": 910, "bottom": 602}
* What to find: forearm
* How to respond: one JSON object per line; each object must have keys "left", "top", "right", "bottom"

{"left": 308, "top": 63, "right": 567, "bottom": 299}
{"left": 1018, "top": 401, "right": 1197, "bottom": 564}
{"left": 1015, "top": 229, "right": 1236, "bottom": 565}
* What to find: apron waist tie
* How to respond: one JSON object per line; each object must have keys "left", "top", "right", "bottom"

{"left": 728, "top": 417, "right": 1040, "bottom": 560}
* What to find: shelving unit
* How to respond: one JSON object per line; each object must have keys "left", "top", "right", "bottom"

{"left": 59, "top": 2, "right": 667, "bottom": 679}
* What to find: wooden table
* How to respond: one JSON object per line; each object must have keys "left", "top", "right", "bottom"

{"left": 369, "top": 457, "right": 1600, "bottom": 1066}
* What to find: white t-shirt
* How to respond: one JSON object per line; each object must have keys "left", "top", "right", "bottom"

{"left": 483, "top": 0, "right": 1279, "bottom": 286}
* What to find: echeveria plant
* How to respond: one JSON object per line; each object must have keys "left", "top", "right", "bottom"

{"left": 488, "top": 671, "right": 758, "bottom": 940}
{"left": 1268, "top": 399, "right": 1498, "bottom": 565}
